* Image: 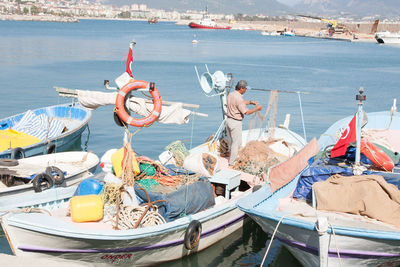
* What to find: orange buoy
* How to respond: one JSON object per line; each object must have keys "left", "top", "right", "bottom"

{"left": 115, "top": 80, "right": 162, "bottom": 127}
{"left": 360, "top": 139, "right": 394, "bottom": 172}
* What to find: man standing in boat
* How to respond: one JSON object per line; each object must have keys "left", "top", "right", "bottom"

{"left": 226, "top": 80, "right": 262, "bottom": 166}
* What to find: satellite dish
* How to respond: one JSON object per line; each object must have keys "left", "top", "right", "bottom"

{"left": 212, "top": 70, "right": 227, "bottom": 92}
{"left": 199, "top": 70, "right": 227, "bottom": 95}
{"left": 200, "top": 72, "right": 214, "bottom": 94}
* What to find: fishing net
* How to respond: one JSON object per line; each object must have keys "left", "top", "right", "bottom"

{"left": 233, "top": 139, "right": 288, "bottom": 175}
{"left": 165, "top": 140, "right": 189, "bottom": 167}
{"left": 102, "top": 183, "right": 124, "bottom": 204}
{"left": 217, "top": 137, "right": 230, "bottom": 157}
{"left": 136, "top": 178, "right": 159, "bottom": 191}
{"left": 234, "top": 90, "right": 284, "bottom": 175}
{"left": 247, "top": 90, "right": 278, "bottom": 141}
{"left": 121, "top": 133, "right": 136, "bottom": 187}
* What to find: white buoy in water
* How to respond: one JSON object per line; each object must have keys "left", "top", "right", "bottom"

{"left": 192, "top": 34, "right": 198, "bottom": 44}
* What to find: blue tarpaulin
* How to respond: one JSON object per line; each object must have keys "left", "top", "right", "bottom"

{"left": 293, "top": 159, "right": 353, "bottom": 202}
{"left": 135, "top": 178, "right": 215, "bottom": 222}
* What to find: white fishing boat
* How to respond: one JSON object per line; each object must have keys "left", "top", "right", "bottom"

{"left": 0, "top": 151, "right": 99, "bottom": 200}
{"left": 0, "top": 65, "right": 310, "bottom": 265}
{"left": 237, "top": 89, "right": 400, "bottom": 267}
{"left": 261, "top": 31, "right": 280, "bottom": 36}
{"left": 375, "top": 31, "right": 400, "bottom": 44}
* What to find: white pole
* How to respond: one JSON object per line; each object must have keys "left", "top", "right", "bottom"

{"left": 355, "top": 87, "right": 365, "bottom": 165}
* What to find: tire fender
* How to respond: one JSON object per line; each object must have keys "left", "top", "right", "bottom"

{"left": 184, "top": 220, "right": 202, "bottom": 250}
{"left": 46, "top": 143, "right": 56, "bottom": 154}
{"left": 32, "top": 172, "right": 54, "bottom": 193}
{"left": 11, "top": 147, "right": 25, "bottom": 159}
{"left": 45, "top": 166, "right": 65, "bottom": 185}
{"left": 0, "top": 159, "right": 19, "bottom": 167}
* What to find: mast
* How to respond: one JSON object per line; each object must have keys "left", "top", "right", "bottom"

{"left": 355, "top": 87, "right": 366, "bottom": 165}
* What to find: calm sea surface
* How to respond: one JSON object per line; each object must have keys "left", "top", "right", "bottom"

{"left": 1, "top": 19, "right": 400, "bottom": 266}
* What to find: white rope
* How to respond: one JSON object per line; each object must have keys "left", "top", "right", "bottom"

{"left": 259, "top": 212, "right": 343, "bottom": 267}
{"left": 328, "top": 222, "right": 343, "bottom": 267}
{"left": 260, "top": 213, "right": 289, "bottom": 266}
{"left": 0, "top": 207, "right": 51, "bottom": 220}
{"left": 117, "top": 205, "right": 166, "bottom": 230}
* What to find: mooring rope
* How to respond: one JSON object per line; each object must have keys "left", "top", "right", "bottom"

{"left": 328, "top": 222, "right": 343, "bottom": 267}
{"left": 260, "top": 213, "right": 289, "bottom": 267}
{"left": 0, "top": 207, "right": 51, "bottom": 219}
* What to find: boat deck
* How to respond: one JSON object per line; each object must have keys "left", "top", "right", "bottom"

{"left": 279, "top": 198, "right": 400, "bottom": 233}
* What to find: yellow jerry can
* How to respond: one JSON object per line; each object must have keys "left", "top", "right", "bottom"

{"left": 70, "top": 194, "right": 104, "bottom": 223}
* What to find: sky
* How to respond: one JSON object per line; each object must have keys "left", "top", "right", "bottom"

{"left": 276, "top": 0, "right": 302, "bottom": 6}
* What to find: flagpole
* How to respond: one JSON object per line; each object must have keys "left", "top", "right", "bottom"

{"left": 355, "top": 87, "right": 366, "bottom": 165}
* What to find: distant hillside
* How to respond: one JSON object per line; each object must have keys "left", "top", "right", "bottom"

{"left": 103, "top": 0, "right": 292, "bottom": 16}
{"left": 101, "top": 0, "right": 400, "bottom": 18}
{"left": 294, "top": 0, "right": 400, "bottom": 18}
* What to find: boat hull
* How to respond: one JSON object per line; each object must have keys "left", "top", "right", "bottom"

{"left": 375, "top": 32, "right": 400, "bottom": 44}
{"left": 2, "top": 199, "right": 247, "bottom": 266}
{"left": 250, "top": 213, "right": 400, "bottom": 267}
{"left": 188, "top": 22, "right": 231, "bottom": 30}
{"left": 0, "top": 103, "right": 91, "bottom": 159}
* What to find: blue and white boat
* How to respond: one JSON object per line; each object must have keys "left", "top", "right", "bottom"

{"left": 0, "top": 102, "right": 91, "bottom": 159}
{"left": 237, "top": 90, "right": 400, "bottom": 267}
{"left": 0, "top": 68, "right": 309, "bottom": 266}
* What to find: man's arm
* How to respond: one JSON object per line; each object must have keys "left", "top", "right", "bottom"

{"left": 245, "top": 105, "right": 262, "bottom": 115}
{"left": 244, "top": 100, "right": 258, "bottom": 105}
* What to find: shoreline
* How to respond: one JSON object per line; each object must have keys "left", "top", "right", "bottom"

{"left": 2, "top": 14, "right": 397, "bottom": 43}
{"left": 0, "top": 14, "right": 79, "bottom": 23}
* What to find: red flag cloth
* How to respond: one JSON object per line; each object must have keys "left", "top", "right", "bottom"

{"left": 330, "top": 114, "right": 357, "bottom": 158}
{"left": 125, "top": 46, "right": 133, "bottom": 77}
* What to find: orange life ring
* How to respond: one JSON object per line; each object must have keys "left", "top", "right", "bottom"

{"left": 360, "top": 139, "right": 394, "bottom": 172}
{"left": 115, "top": 80, "right": 162, "bottom": 127}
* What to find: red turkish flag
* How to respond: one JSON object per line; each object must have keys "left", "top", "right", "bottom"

{"left": 126, "top": 46, "right": 133, "bottom": 77}
{"left": 330, "top": 114, "right": 357, "bottom": 158}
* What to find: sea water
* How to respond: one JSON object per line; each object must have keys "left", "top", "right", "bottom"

{"left": 1, "top": 19, "right": 400, "bottom": 266}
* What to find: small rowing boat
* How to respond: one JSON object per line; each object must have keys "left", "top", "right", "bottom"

{"left": 0, "top": 102, "right": 91, "bottom": 159}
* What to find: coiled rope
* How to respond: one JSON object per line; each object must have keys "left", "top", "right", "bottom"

{"left": 117, "top": 205, "right": 166, "bottom": 230}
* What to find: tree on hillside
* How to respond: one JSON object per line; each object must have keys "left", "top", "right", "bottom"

{"left": 30, "top": 5, "right": 39, "bottom": 15}
{"left": 119, "top": 11, "right": 131, "bottom": 18}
